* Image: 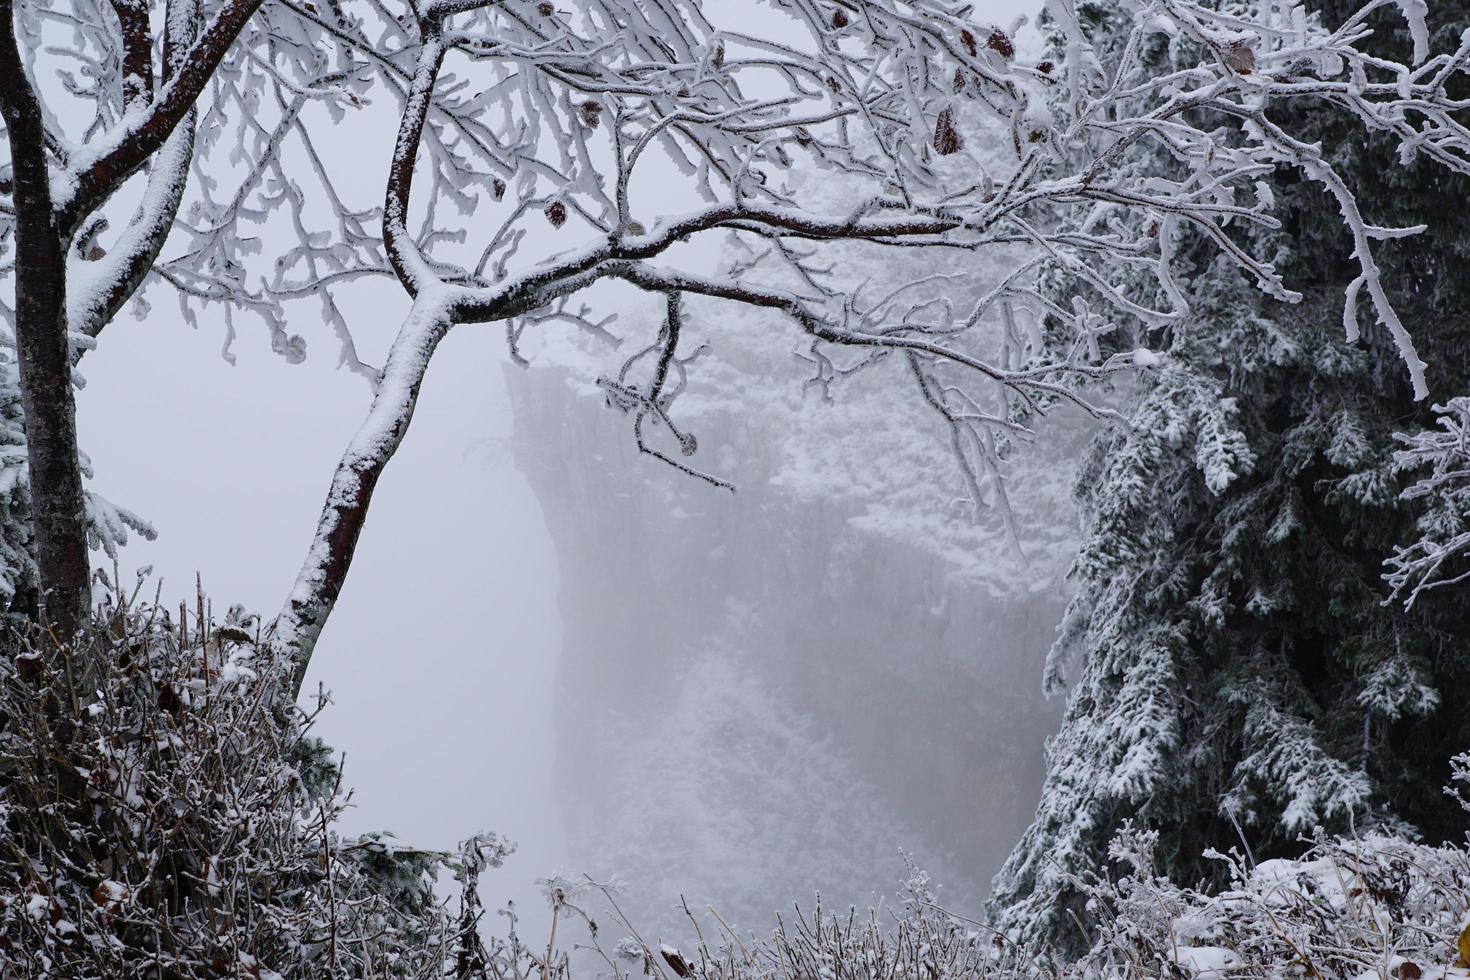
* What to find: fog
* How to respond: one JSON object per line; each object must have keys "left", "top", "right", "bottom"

{"left": 77, "top": 292, "right": 568, "bottom": 919}
{"left": 68, "top": 0, "right": 1058, "bottom": 945}
{"left": 503, "top": 352, "right": 1075, "bottom": 932}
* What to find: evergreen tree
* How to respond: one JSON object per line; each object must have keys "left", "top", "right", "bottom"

{"left": 992, "top": 0, "right": 1470, "bottom": 954}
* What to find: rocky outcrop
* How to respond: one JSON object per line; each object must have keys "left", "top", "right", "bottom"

{"left": 506, "top": 348, "right": 1077, "bottom": 931}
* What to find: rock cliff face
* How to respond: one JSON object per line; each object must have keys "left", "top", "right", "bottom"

{"left": 505, "top": 324, "right": 1081, "bottom": 931}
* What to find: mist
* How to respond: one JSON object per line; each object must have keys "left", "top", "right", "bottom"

{"left": 62, "top": 0, "right": 1067, "bottom": 939}
{"left": 75, "top": 294, "right": 567, "bottom": 919}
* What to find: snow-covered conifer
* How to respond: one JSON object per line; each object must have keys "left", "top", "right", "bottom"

{"left": 994, "top": 0, "right": 1470, "bottom": 953}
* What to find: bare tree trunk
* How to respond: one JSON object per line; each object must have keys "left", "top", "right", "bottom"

{"left": 0, "top": 0, "right": 91, "bottom": 641}
{"left": 275, "top": 26, "right": 454, "bottom": 697}
{"left": 277, "top": 300, "right": 452, "bottom": 697}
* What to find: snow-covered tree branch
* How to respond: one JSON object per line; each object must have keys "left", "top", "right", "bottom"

{"left": 272, "top": 0, "right": 1470, "bottom": 691}
{"left": 0, "top": 0, "right": 1464, "bottom": 689}
{"left": 1386, "top": 396, "right": 1470, "bottom": 604}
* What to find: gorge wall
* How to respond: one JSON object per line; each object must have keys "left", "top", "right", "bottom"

{"left": 504, "top": 308, "right": 1085, "bottom": 933}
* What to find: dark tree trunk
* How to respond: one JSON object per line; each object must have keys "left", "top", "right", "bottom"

{"left": 0, "top": 0, "right": 91, "bottom": 642}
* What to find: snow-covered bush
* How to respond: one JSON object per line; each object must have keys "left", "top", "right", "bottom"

{"left": 536, "top": 864, "right": 1048, "bottom": 980}
{"left": 1076, "top": 823, "right": 1470, "bottom": 979}
{"left": 0, "top": 581, "right": 517, "bottom": 979}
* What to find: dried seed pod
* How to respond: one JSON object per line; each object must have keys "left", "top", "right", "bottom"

{"left": 491, "top": 178, "right": 506, "bottom": 200}
{"left": 960, "top": 29, "right": 977, "bottom": 57}
{"left": 953, "top": 68, "right": 967, "bottom": 93}
{"left": 75, "top": 216, "right": 109, "bottom": 261}
{"left": 826, "top": 75, "right": 841, "bottom": 93}
{"left": 831, "top": 7, "right": 848, "bottom": 29}
{"left": 662, "top": 947, "right": 693, "bottom": 977}
{"left": 537, "top": 2, "right": 552, "bottom": 14}
{"left": 933, "top": 107, "right": 962, "bottom": 156}
{"left": 545, "top": 201, "right": 568, "bottom": 227}
{"left": 679, "top": 433, "right": 698, "bottom": 457}
{"left": 1222, "top": 41, "right": 1255, "bottom": 74}
{"left": 712, "top": 42, "right": 725, "bottom": 69}
{"left": 987, "top": 31, "right": 1014, "bottom": 59}
{"left": 579, "top": 99, "right": 602, "bottom": 128}
{"left": 91, "top": 881, "right": 129, "bottom": 908}
{"left": 1037, "top": 60, "right": 1055, "bottom": 75}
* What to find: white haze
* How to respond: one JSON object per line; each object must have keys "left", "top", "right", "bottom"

{"left": 77, "top": 282, "right": 567, "bottom": 918}
{"left": 72, "top": 0, "right": 1046, "bottom": 940}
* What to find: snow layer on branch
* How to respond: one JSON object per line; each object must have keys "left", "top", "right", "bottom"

{"left": 523, "top": 156, "right": 1092, "bottom": 600}
{"left": 1397, "top": 0, "right": 1432, "bottom": 63}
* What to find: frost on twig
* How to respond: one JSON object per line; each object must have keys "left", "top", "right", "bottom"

{"left": 1386, "top": 397, "right": 1470, "bottom": 606}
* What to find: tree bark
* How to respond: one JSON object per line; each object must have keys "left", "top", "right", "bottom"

{"left": 277, "top": 300, "right": 452, "bottom": 697}
{"left": 0, "top": 0, "right": 91, "bottom": 641}
{"left": 70, "top": 0, "right": 200, "bottom": 344}
{"left": 275, "top": 23, "right": 452, "bottom": 696}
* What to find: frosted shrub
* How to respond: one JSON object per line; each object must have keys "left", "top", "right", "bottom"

{"left": 1077, "top": 825, "right": 1470, "bottom": 978}
{"left": 551, "top": 868, "right": 1056, "bottom": 980}
{"left": 573, "top": 831, "right": 1470, "bottom": 980}
{"left": 1389, "top": 398, "right": 1470, "bottom": 606}
{"left": 0, "top": 583, "right": 513, "bottom": 979}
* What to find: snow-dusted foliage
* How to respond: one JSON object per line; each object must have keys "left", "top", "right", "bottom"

{"left": 993, "top": 0, "right": 1470, "bottom": 954}
{"left": 1387, "top": 397, "right": 1470, "bottom": 604}
{"left": 1075, "top": 824, "right": 1470, "bottom": 980}
{"left": 0, "top": 584, "right": 523, "bottom": 978}
{"left": 1066, "top": 757, "right": 1470, "bottom": 976}
{"left": 11, "top": 587, "right": 1470, "bottom": 979}
{"left": 0, "top": 351, "right": 33, "bottom": 608}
